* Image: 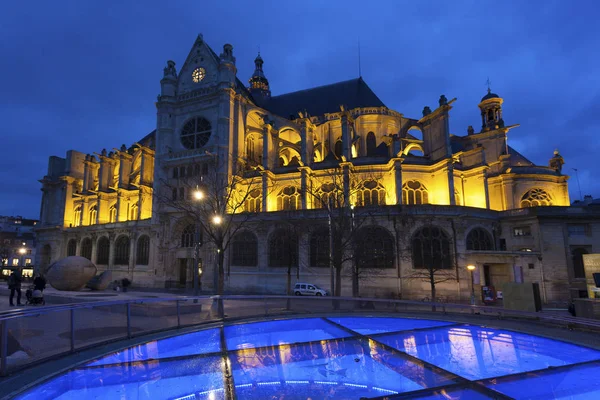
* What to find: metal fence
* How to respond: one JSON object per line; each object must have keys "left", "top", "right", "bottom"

{"left": 2, "top": 295, "right": 600, "bottom": 377}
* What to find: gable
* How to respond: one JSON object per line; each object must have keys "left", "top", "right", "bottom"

{"left": 177, "top": 35, "right": 220, "bottom": 94}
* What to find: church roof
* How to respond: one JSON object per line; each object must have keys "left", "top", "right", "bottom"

{"left": 262, "top": 77, "right": 386, "bottom": 118}
{"left": 507, "top": 145, "right": 533, "bottom": 165}
{"left": 138, "top": 130, "right": 156, "bottom": 150}
{"left": 481, "top": 88, "right": 500, "bottom": 102}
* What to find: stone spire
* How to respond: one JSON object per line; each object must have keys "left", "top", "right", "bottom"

{"left": 248, "top": 52, "right": 271, "bottom": 104}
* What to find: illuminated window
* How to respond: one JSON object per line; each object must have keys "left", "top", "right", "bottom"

{"left": 136, "top": 235, "right": 150, "bottom": 265}
{"left": 180, "top": 117, "right": 211, "bottom": 150}
{"left": 520, "top": 188, "right": 552, "bottom": 207}
{"left": 12, "top": 259, "right": 18, "bottom": 266}
{"left": 114, "top": 236, "right": 130, "bottom": 265}
{"left": 466, "top": 228, "right": 494, "bottom": 251}
{"left": 315, "top": 183, "right": 341, "bottom": 209}
{"left": 268, "top": 228, "right": 298, "bottom": 267}
{"left": 192, "top": 67, "right": 206, "bottom": 83}
{"left": 97, "top": 237, "right": 110, "bottom": 265}
{"left": 25, "top": 258, "right": 32, "bottom": 266}
{"left": 109, "top": 205, "right": 117, "bottom": 223}
{"left": 81, "top": 238, "right": 92, "bottom": 260}
{"left": 310, "top": 227, "right": 330, "bottom": 268}
{"left": 231, "top": 231, "right": 258, "bottom": 266}
{"left": 357, "top": 180, "right": 386, "bottom": 206}
{"left": 89, "top": 205, "right": 97, "bottom": 225}
{"left": 181, "top": 224, "right": 196, "bottom": 248}
{"left": 277, "top": 186, "right": 300, "bottom": 211}
{"left": 73, "top": 206, "right": 82, "bottom": 227}
{"left": 355, "top": 226, "right": 394, "bottom": 269}
{"left": 513, "top": 226, "right": 531, "bottom": 237}
{"left": 412, "top": 226, "right": 453, "bottom": 270}
{"left": 244, "top": 189, "right": 262, "bottom": 213}
{"left": 67, "top": 239, "right": 77, "bottom": 257}
{"left": 402, "top": 180, "right": 429, "bottom": 205}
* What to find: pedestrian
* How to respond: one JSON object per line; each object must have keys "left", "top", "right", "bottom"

{"left": 8, "top": 270, "right": 23, "bottom": 306}
{"left": 33, "top": 273, "right": 46, "bottom": 292}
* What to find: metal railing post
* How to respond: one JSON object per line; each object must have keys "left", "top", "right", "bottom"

{"left": 126, "top": 303, "right": 132, "bottom": 339}
{"left": 0, "top": 320, "right": 7, "bottom": 377}
{"left": 70, "top": 308, "right": 75, "bottom": 352}
{"left": 176, "top": 300, "right": 181, "bottom": 328}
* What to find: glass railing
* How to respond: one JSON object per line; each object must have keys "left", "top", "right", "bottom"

{"left": 2, "top": 295, "right": 599, "bottom": 377}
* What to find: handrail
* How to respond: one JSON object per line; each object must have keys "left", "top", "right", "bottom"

{"left": 2, "top": 295, "right": 599, "bottom": 379}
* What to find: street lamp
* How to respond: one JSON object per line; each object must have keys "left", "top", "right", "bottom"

{"left": 212, "top": 215, "right": 222, "bottom": 225}
{"left": 467, "top": 264, "right": 476, "bottom": 305}
{"left": 192, "top": 187, "right": 204, "bottom": 297}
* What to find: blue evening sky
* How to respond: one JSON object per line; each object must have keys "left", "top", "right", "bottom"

{"left": 1, "top": 0, "right": 598, "bottom": 218}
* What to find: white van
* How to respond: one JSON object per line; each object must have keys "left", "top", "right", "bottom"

{"left": 294, "top": 283, "right": 328, "bottom": 296}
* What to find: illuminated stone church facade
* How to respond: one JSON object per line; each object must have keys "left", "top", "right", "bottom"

{"left": 37, "top": 34, "right": 597, "bottom": 304}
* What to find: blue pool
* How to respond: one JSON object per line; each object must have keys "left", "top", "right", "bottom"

{"left": 16, "top": 316, "right": 600, "bottom": 399}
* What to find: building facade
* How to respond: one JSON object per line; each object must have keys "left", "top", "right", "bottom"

{"left": 36, "top": 34, "right": 597, "bottom": 305}
{"left": 1, "top": 216, "right": 37, "bottom": 279}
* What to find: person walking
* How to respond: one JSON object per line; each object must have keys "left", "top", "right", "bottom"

{"left": 8, "top": 270, "right": 23, "bottom": 306}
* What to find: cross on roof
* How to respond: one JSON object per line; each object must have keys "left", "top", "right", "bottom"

{"left": 486, "top": 77, "right": 492, "bottom": 92}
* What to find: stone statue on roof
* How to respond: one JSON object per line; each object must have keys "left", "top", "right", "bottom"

{"left": 549, "top": 149, "right": 564, "bottom": 173}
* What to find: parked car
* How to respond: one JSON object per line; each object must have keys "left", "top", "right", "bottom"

{"left": 294, "top": 282, "right": 328, "bottom": 296}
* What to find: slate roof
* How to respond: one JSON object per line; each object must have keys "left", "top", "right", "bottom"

{"left": 261, "top": 77, "right": 386, "bottom": 118}
{"left": 507, "top": 145, "right": 533, "bottom": 165}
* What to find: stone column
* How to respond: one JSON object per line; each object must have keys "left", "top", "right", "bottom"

{"left": 300, "top": 167, "right": 309, "bottom": 210}
{"left": 483, "top": 171, "right": 491, "bottom": 209}
{"left": 394, "top": 159, "right": 403, "bottom": 205}
{"left": 91, "top": 234, "right": 98, "bottom": 265}
{"left": 262, "top": 123, "right": 272, "bottom": 170}
{"left": 108, "top": 233, "right": 116, "bottom": 270}
{"left": 447, "top": 160, "right": 456, "bottom": 206}
{"left": 261, "top": 172, "right": 269, "bottom": 212}
{"left": 341, "top": 113, "right": 351, "bottom": 161}
{"left": 129, "top": 233, "right": 137, "bottom": 274}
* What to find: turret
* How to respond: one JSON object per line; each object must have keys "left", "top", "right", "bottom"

{"left": 160, "top": 60, "right": 177, "bottom": 98}
{"left": 248, "top": 53, "right": 271, "bottom": 105}
{"left": 478, "top": 88, "right": 504, "bottom": 132}
{"left": 218, "top": 43, "right": 237, "bottom": 88}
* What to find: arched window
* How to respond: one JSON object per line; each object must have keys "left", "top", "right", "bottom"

{"left": 80, "top": 238, "right": 92, "bottom": 260}
{"left": 114, "top": 236, "right": 130, "bottom": 265}
{"left": 244, "top": 189, "right": 262, "bottom": 213}
{"left": 402, "top": 180, "right": 429, "bottom": 205}
{"left": 136, "top": 235, "right": 150, "bottom": 265}
{"left": 97, "top": 237, "right": 110, "bottom": 265}
{"left": 181, "top": 224, "right": 196, "bottom": 248}
{"left": 66, "top": 239, "right": 77, "bottom": 257}
{"left": 366, "top": 132, "right": 376, "bottom": 157}
{"left": 231, "top": 231, "right": 258, "bottom": 266}
{"left": 466, "top": 228, "right": 494, "bottom": 251}
{"left": 73, "top": 206, "right": 82, "bottom": 227}
{"left": 269, "top": 228, "right": 298, "bottom": 267}
{"left": 246, "top": 136, "right": 255, "bottom": 161}
{"left": 277, "top": 186, "right": 300, "bottom": 211}
{"left": 180, "top": 117, "right": 212, "bottom": 150}
{"left": 109, "top": 205, "right": 117, "bottom": 223}
{"left": 355, "top": 226, "right": 394, "bottom": 269}
{"left": 334, "top": 140, "right": 343, "bottom": 159}
{"left": 572, "top": 248, "right": 589, "bottom": 279}
{"left": 316, "top": 183, "right": 341, "bottom": 209}
{"left": 357, "top": 180, "right": 386, "bottom": 206}
{"left": 520, "top": 188, "right": 553, "bottom": 207}
{"left": 89, "top": 205, "right": 97, "bottom": 225}
{"left": 412, "top": 226, "right": 453, "bottom": 270}
{"left": 130, "top": 203, "right": 138, "bottom": 220}
{"left": 310, "top": 227, "right": 330, "bottom": 268}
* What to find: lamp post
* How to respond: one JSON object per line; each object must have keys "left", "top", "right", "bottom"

{"left": 193, "top": 188, "right": 204, "bottom": 297}
{"left": 467, "top": 264, "right": 476, "bottom": 305}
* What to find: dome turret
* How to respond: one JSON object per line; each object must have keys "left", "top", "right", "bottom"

{"left": 248, "top": 52, "right": 271, "bottom": 104}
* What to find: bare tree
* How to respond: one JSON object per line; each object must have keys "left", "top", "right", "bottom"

{"left": 155, "top": 153, "right": 263, "bottom": 295}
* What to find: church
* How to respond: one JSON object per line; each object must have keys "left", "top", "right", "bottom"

{"left": 35, "top": 34, "right": 597, "bottom": 305}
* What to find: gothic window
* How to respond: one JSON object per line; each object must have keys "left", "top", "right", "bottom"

{"left": 334, "top": 140, "right": 343, "bottom": 159}
{"left": 80, "top": 238, "right": 92, "bottom": 260}
{"left": 268, "top": 228, "right": 298, "bottom": 267}
{"left": 316, "top": 183, "right": 341, "bottom": 209}
{"left": 244, "top": 189, "right": 262, "bottom": 213}
{"left": 277, "top": 186, "right": 300, "bottom": 211}
{"left": 310, "top": 227, "right": 330, "bottom": 268}
{"left": 136, "top": 235, "right": 150, "bottom": 265}
{"left": 180, "top": 117, "right": 212, "bottom": 150}
{"left": 466, "top": 228, "right": 494, "bottom": 251}
{"left": 89, "top": 205, "right": 97, "bottom": 225}
{"left": 73, "top": 206, "right": 82, "bottom": 227}
{"left": 231, "top": 231, "right": 258, "bottom": 267}
{"left": 412, "top": 226, "right": 453, "bottom": 270}
{"left": 366, "top": 132, "right": 376, "bottom": 157}
{"left": 357, "top": 180, "right": 386, "bottom": 206}
{"left": 354, "top": 226, "right": 394, "bottom": 269}
{"left": 572, "top": 248, "right": 589, "bottom": 279}
{"left": 114, "top": 236, "right": 130, "bottom": 265}
{"left": 181, "top": 224, "right": 196, "bottom": 248}
{"left": 520, "top": 188, "right": 553, "bottom": 207}
{"left": 66, "top": 239, "right": 77, "bottom": 257}
{"left": 109, "top": 205, "right": 117, "bottom": 223}
{"left": 130, "top": 203, "right": 138, "bottom": 220}
{"left": 97, "top": 237, "right": 110, "bottom": 265}
{"left": 402, "top": 180, "right": 429, "bottom": 205}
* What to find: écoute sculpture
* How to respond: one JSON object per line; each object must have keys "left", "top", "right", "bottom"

{"left": 46, "top": 256, "right": 97, "bottom": 291}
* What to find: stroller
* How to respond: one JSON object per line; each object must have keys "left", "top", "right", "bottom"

{"left": 25, "top": 285, "right": 45, "bottom": 305}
